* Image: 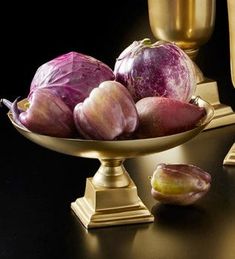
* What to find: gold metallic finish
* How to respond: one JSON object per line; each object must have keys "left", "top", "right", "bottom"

{"left": 148, "top": 0, "right": 215, "bottom": 57}
{"left": 195, "top": 79, "right": 235, "bottom": 129}
{"left": 227, "top": 0, "right": 235, "bottom": 87}
{"left": 92, "top": 159, "right": 131, "bottom": 188}
{"left": 71, "top": 178, "right": 154, "bottom": 228}
{"left": 226, "top": 0, "right": 235, "bottom": 168}
{"left": 223, "top": 143, "right": 235, "bottom": 165}
{"left": 8, "top": 97, "right": 213, "bottom": 228}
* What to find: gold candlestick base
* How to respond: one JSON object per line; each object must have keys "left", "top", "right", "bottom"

{"left": 195, "top": 78, "right": 235, "bottom": 129}
{"left": 71, "top": 178, "right": 154, "bottom": 229}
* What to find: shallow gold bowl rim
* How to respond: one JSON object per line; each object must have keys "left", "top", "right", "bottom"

{"left": 8, "top": 97, "right": 214, "bottom": 159}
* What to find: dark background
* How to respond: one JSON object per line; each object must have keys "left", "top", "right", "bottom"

{"left": 1, "top": 0, "right": 148, "bottom": 99}
{"left": 0, "top": 1, "right": 234, "bottom": 258}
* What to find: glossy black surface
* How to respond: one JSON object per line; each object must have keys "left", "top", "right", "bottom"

{"left": 1, "top": 123, "right": 235, "bottom": 259}
{"left": 1, "top": 1, "right": 235, "bottom": 258}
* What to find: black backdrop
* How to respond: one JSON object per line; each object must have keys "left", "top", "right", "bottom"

{"left": 1, "top": 0, "right": 148, "bottom": 99}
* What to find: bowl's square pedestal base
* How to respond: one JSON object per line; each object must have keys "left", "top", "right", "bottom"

{"left": 195, "top": 79, "right": 235, "bottom": 129}
{"left": 71, "top": 178, "right": 154, "bottom": 229}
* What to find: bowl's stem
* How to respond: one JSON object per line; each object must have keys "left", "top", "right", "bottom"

{"left": 92, "top": 158, "right": 131, "bottom": 188}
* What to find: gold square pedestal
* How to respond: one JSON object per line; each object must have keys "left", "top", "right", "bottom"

{"left": 71, "top": 178, "right": 154, "bottom": 229}
{"left": 195, "top": 79, "right": 235, "bottom": 129}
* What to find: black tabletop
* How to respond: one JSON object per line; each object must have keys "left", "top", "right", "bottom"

{"left": 1, "top": 120, "right": 235, "bottom": 259}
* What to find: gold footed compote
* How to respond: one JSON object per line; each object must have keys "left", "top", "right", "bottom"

{"left": 8, "top": 97, "right": 213, "bottom": 229}
{"left": 148, "top": 0, "right": 235, "bottom": 129}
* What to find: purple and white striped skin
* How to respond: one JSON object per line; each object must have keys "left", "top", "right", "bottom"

{"left": 73, "top": 81, "right": 139, "bottom": 140}
{"left": 151, "top": 163, "right": 211, "bottom": 206}
{"left": 114, "top": 39, "right": 197, "bottom": 103}
{"left": 29, "top": 52, "right": 115, "bottom": 110}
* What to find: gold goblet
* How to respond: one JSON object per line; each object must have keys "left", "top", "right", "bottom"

{"left": 8, "top": 97, "right": 213, "bottom": 229}
{"left": 148, "top": 0, "right": 215, "bottom": 60}
{"left": 148, "top": 0, "right": 235, "bottom": 129}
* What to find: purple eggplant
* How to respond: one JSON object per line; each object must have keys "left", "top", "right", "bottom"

{"left": 114, "top": 39, "right": 196, "bottom": 102}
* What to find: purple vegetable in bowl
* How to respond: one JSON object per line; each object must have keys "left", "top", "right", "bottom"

{"left": 73, "top": 80, "right": 139, "bottom": 140}
{"left": 2, "top": 89, "right": 76, "bottom": 138}
{"left": 114, "top": 39, "right": 196, "bottom": 102}
{"left": 29, "top": 51, "right": 115, "bottom": 110}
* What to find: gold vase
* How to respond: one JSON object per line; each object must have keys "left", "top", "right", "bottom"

{"left": 148, "top": 0, "right": 215, "bottom": 60}
{"left": 148, "top": 0, "right": 235, "bottom": 129}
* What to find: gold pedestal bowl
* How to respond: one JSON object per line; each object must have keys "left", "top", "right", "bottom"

{"left": 8, "top": 97, "right": 214, "bottom": 229}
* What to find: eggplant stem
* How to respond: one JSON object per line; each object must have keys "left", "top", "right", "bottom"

{"left": 1, "top": 98, "right": 13, "bottom": 110}
{"left": 1, "top": 97, "right": 26, "bottom": 129}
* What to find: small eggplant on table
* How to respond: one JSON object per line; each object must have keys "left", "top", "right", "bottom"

{"left": 150, "top": 163, "right": 212, "bottom": 205}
